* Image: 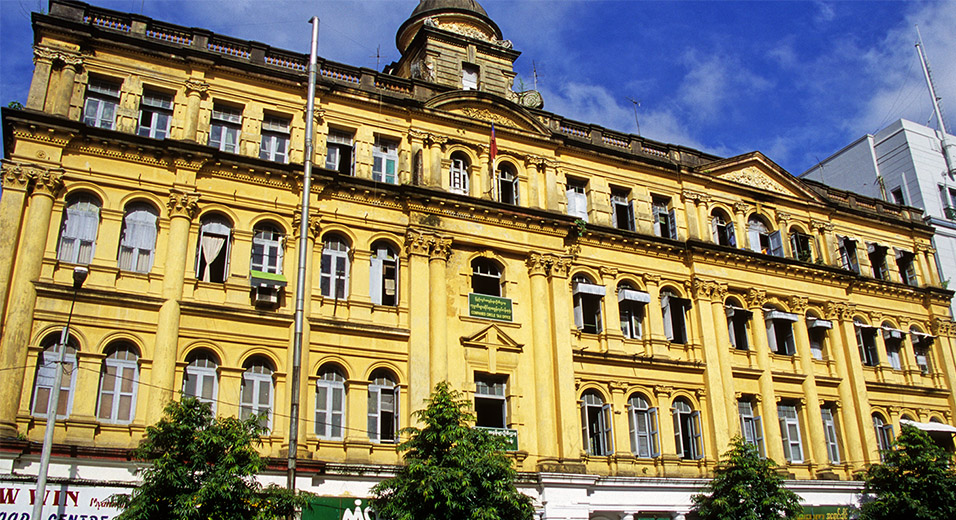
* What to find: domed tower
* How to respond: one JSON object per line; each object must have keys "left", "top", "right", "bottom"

{"left": 392, "top": 0, "right": 520, "bottom": 98}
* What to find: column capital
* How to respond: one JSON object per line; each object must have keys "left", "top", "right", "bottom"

{"left": 33, "top": 46, "right": 83, "bottom": 68}
{"left": 31, "top": 167, "right": 64, "bottom": 198}
{"left": 548, "top": 256, "right": 573, "bottom": 278}
{"left": 915, "top": 242, "right": 935, "bottom": 254}
{"left": 430, "top": 237, "right": 453, "bottom": 261}
{"left": 789, "top": 296, "right": 809, "bottom": 315}
{"left": 599, "top": 266, "right": 618, "bottom": 281}
{"left": 810, "top": 218, "right": 834, "bottom": 232}
{"left": 292, "top": 212, "right": 321, "bottom": 239}
{"left": 733, "top": 201, "right": 751, "bottom": 215}
{"left": 682, "top": 189, "right": 710, "bottom": 204}
{"left": 407, "top": 129, "right": 429, "bottom": 142}
{"left": 653, "top": 385, "right": 673, "bottom": 399}
{"left": 642, "top": 273, "right": 661, "bottom": 286}
{"left": 775, "top": 211, "right": 793, "bottom": 226}
{"left": 404, "top": 228, "right": 452, "bottom": 259}
{"left": 312, "top": 108, "right": 325, "bottom": 125}
{"left": 184, "top": 78, "right": 210, "bottom": 96}
{"left": 824, "top": 301, "right": 854, "bottom": 322}
{"left": 1, "top": 160, "right": 36, "bottom": 191}
{"left": 688, "top": 277, "right": 719, "bottom": 301}
{"left": 868, "top": 311, "right": 883, "bottom": 324}
{"left": 932, "top": 317, "right": 954, "bottom": 338}
{"left": 166, "top": 190, "right": 200, "bottom": 219}
{"left": 524, "top": 155, "right": 546, "bottom": 169}
{"left": 526, "top": 252, "right": 549, "bottom": 276}
{"left": 744, "top": 288, "right": 766, "bottom": 310}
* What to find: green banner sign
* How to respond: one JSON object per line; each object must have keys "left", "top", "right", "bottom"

{"left": 476, "top": 426, "right": 518, "bottom": 450}
{"left": 469, "top": 293, "right": 513, "bottom": 321}
{"left": 795, "top": 506, "right": 853, "bottom": 520}
{"left": 302, "top": 497, "right": 374, "bottom": 520}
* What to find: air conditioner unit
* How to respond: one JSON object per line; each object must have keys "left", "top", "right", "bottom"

{"left": 254, "top": 285, "right": 278, "bottom": 306}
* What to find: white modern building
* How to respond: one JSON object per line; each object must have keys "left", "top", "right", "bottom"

{"left": 801, "top": 119, "right": 956, "bottom": 317}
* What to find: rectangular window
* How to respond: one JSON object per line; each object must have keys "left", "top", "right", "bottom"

{"left": 912, "top": 332, "right": 934, "bottom": 375}
{"left": 259, "top": 114, "right": 290, "bottom": 163}
{"left": 789, "top": 232, "right": 813, "bottom": 262}
{"left": 777, "top": 404, "right": 804, "bottom": 463}
{"left": 209, "top": 103, "right": 242, "bottom": 153}
{"left": 315, "top": 379, "right": 345, "bottom": 440}
{"left": 882, "top": 328, "right": 904, "bottom": 370}
{"left": 566, "top": 180, "right": 588, "bottom": 221}
{"left": 325, "top": 129, "right": 354, "bottom": 175}
{"left": 475, "top": 376, "right": 507, "bottom": 429}
{"left": 83, "top": 78, "right": 121, "bottom": 129}
{"left": 821, "top": 407, "right": 841, "bottom": 464}
{"left": 611, "top": 189, "right": 634, "bottom": 231}
{"left": 726, "top": 306, "right": 751, "bottom": 350}
{"left": 807, "top": 318, "right": 832, "bottom": 361}
{"left": 868, "top": 243, "right": 889, "bottom": 280}
{"left": 896, "top": 250, "right": 918, "bottom": 286}
{"left": 856, "top": 323, "right": 879, "bottom": 367}
{"left": 461, "top": 63, "right": 479, "bottom": 90}
{"left": 890, "top": 187, "right": 905, "bottom": 205}
{"left": 652, "top": 197, "right": 677, "bottom": 240}
{"left": 738, "top": 400, "right": 765, "bottom": 457}
{"left": 372, "top": 137, "right": 399, "bottom": 184}
{"left": 137, "top": 89, "right": 173, "bottom": 139}
{"left": 765, "top": 310, "right": 798, "bottom": 355}
{"left": 839, "top": 236, "right": 860, "bottom": 273}
{"left": 368, "top": 383, "right": 399, "bottom": 443}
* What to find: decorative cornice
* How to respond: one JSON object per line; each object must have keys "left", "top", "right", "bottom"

{"left": 166, "top": 190, "right": 200, "bottom": 219}
{"left": 33, "top": 46, "right": 82, "bottom": 67}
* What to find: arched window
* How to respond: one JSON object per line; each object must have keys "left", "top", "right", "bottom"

{"left": 725, "top": 297, "right": 751, "bottom": 350}
{"left": 806, "top": 313, "right": 832, "bottom": 360}
{"left": 661, "top": 289, "right": 690, "bottom": 344}
{"left": 31, "top": 332, "right": 78, "bottom": 418}
{"left": 711, "top": 209, "right": 736, "bottom": 247}
{"left": 854, "top": 318, "right": 879, "bottom": 367}
{"left": 496, "top": 163, "right": 518, "bottom": 205}
{"left": 873, "top": 413, "right": 894, "bottom": 459}
{"left": 240, "top": 358, "right": 274, "bottom": 431}
{"left": 316, "top": 364, "right": 346, "bottom": 439}
{"left": 368, "top": 369, "right": 399, "bottom": 443}
{"left": 788, "top": 225, "right": 814, "bottom": 262}
{"left": 471, "top": 258, "right": 502, "bottom": 297}
{"left": 747, "top": 215, "right": 781, "bottom": 256}
{"left": 196, "top": 214, "right": 232, "bottom": 283}
{"left": 881, "top": 322, "right": 905, "bottom": 370}
{"left": 673, "top": 398, "right": 703, "bottom": 460}
{"left": 96, "top": 342, "right": 139, "bottom": 423}
{"left": 117, "top": 202, "right": 159, "bottom": 273}
{"left": 910, "top": 326, "right": 934, "bottom": 375}
{"left": 182, "top": 350, "right": 219, "bottom": 412}
{"left": 449, "top": 152, "right": 469, "bottom": 194}
{"left": 572, "top": 274, "right": 604, "bottom": 334}
{"left": 320, "top": 234, "right": 350, "bottom": 299}
{"left": 251, "top": 222, "right": 284, "bottom": 275}
{"left": 57, "top": 193, "right": 101, "bottom": 265}
{"left": 370, "top": 241, "right": 399, "bottom": 306}
{"left": 627, "top": 394, "right": 659, "bottom": 458}
{"left": 580, "top": 390, "right": 612, "bottom": 456}
{"left": 765, "top": 306, "right": 798, "bottom": 355}
{"left": 618, "top": 282, "right": 648, "bottom": 340}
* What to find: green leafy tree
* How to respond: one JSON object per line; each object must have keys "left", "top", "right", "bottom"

{"left": 112, "top": 397, "right": 309, "bottom": 520}
{"left": 858, "top": 424, "right": 956, "bottom": 520}
{"left": 372, "top": 381, "right": 534, "bottom": 520}
{"left": 691, "top": 436, "right": 802, "bottom": 520}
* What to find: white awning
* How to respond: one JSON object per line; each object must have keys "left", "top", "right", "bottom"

{"left": 573, "top": 282, "right": 606, "bottom": 297}
{"left": 881, "top": 326, "right": 905, "bottom": 340}
{"left": 806, "top": 318, "right": 832, "bottom": 329}
{"left": 900, "top": 419, "right": 956, "bottom": 434}
{"left": 618, "top": 289, "right": 650, "bottom": 303}
{"left": 726, "top": 306, "right": 752, "bottom": 318}
{"left": 765, "top": 310, "right": 799, "bottom": 322}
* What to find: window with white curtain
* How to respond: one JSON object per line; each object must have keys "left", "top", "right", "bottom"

{"left": 96, "top": 343, "right": 139, "bottom": 423}
{"left": 627, "top": 394, "right": 659, "bottom": 458}
{"left": 368, "top": 370, "right": 399, "bottom": 443}
{"left": 182, "top": 351, "right": 219, "bottom": 412}
{"left": 117, "top": 202, "right": 159, "bottom": 273}
{"left": 251, "top": 223, "right": 284, "bottom": 275}
{"left": 566, "top": 179, "right": 588, "bottom": 221}
{"left": 316, "top": 365, "right": 346, "bottom": 439}
{"left": 320, "top": 234, "right": 350, "bottom": 299}
{"left": 31, "top": 333, "right": 77, "bottom": 419}
{"left": 370, "top": 241, "right": 399, "bottom": 306}
{"left": 195, "top": 214, "right": 232, "bottom": 283}
{"left": 240, "top": 359, "right": 274, "bottom": 431}
{"left": 57, "top": 193, "right": 101, "bottom": 265}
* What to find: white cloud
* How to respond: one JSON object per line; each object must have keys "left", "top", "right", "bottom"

{"left": 676, "top": 50, "right": 773, "bottom": 124}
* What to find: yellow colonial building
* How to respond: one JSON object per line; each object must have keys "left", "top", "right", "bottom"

{"left": 1, "top": 0, "right": 955, "bottom": 518}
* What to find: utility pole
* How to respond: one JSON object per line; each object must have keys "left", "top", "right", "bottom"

{"left": 916, "top": 25, "right": 956, "bottom": 177}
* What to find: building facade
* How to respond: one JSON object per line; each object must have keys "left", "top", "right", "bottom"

{"left": 1, "top": 1, "right": 955, "bottom": 518}
{"left": 801, "top": 118, "right": 956, "bottom": 318}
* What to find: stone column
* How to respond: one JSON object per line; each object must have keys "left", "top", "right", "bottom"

{"left": 733, "top": 202, "right": 750, "bottom": 250}
{"left": 695, "top": 194, "right": 711, "bottom": 243}
{"left": 183, "top": 78, "right": 209, "bottom": 142}
{"left": 826, "top": 302, "right": 876, "bottom": 467}
{"left": 681, "top": 190, "right": 704, "bottom": 240}
{"left": 428, "top": 135, "right": 446, "bottom": 188}
{"left": 548, "top": 256, "right": 583, "bottom": 460}
{"left": 404, "top": 230, "right": 432, "bottom": 416}
{"left": 643, "top": 274, "right": 667, "bottom": 358}
{"left": 601, "top": 267, "right": 622, "bottom": 338}
{"left": 0, "top": 162, "right": 35, "bottom": 330}
{"left": 345, "top": 379, "right": 370, "bottom": 445}
{"left": 775, "top": 212, "right": 792, "bottom": 257}
{"left": 812, "top": 219, "right": 835, "bottom": 266}
{"left": 525, "top": 156, "right": 544, "bottom": 209}
{"left": 527, "top": 253, "right": 556, "bottom": 460}
{"left": 690, "top": 278, "right": 730, "bottom": 455}
{"left": 543, "top": 160, "right": 560, "bottom": 211}
{"left": 475, "top": 145, "right": 489, "bottom": 199}
{"left": 0, "top": 167, "right": 63, "bottom": 435}
{"left": 930, "top": 319, "right": 956, "bottom": 419}
{"left": 288, "top": 212, "right": 319, "bottom": 451}
{"left": 429, "top": 237, "right": 452, "bottom": 387}
{"left": 27, "top": 47, "right": 57, "bottom": 110}
{"left": 609, "top": 382, "right": 629, "bottom": 456}
{"left": 790, "top": 297, "right": 828, "bottom": 470}
{"left": 654, "top": 386, "right": 677, "bottom": 462}
{"left": 920, "top": 245, "right": 940, "bottom": 286}
{"left": 709, "top": 285, "right": 738, "bottom": 434}
{"left": 51, "top": 55, "right": 82, "bottom": 118}
{"left": 147, "top": 190, "right": 200, "bottom": 424}
{"left": 745, "top": 289, "right": 785, "bottom": 463}
{"left": 407, "top": 130, "right": 426, "bottom": 186}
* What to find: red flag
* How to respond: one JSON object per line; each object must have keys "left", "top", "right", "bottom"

{"left": 489, "top": 123, "right": 497, "bottom": 163}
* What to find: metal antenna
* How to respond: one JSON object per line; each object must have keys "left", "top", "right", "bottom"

{"left": 371, "top": 45, "right": 383, "bottom": 70}
{"left": 627, "top": 97, "right": 641, "bottom": 136}
{"left": 532, "top": 60, "right": 539, "bottom": 91}
{"left": 915, "top": 25, "right": 956, "bottom": 176}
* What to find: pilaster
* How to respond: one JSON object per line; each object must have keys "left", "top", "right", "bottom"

{"left": 183, "top": 78, "right": 209, "bottom": 142}
{"left": 825, "top": 301, "right": 875, "bottom": 467}
{"left": 0, "top": 161, "right": 36, "bottom": 330}
{"left": 527, "top": 253, "right": 556, "bottom": 461}
{"left": 745, "top": 289, "right": 785, "bottom": 463}
{"left": 689, "top": 277, "right": 730, "bottom": 456}
{"left": 429, "top": 237, "right": 452, "bottom": 387}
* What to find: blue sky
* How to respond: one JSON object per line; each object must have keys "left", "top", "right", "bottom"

{"left": 1, "top": 0, "right": 954, "bottom": 175}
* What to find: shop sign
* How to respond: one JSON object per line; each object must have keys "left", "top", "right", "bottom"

{"left": 302, "top": 497, "right": 375, "bottom": 520}
{"left": 476, "top": 426, "right": 518, "bottom": 451}
{"left": 468, "top": 293, "right": 513, "bottom": 322}
{"left": 796, "top": 505, "right": 853, "bottom": 519}
{"left": 0, "top": 481, "right": 126, "bottom": 519}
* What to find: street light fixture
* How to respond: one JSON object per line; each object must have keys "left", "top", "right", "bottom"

{"left": 32, "top": 266, "right": 87, "bottom": 520}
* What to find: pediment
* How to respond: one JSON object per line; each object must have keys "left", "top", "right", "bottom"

{"left": 700, "top": 152, "right": 822, "bottom": 201}
{"left": 424, "top": 91, "right": 549, "bottom": 135}
{"left": 461, "top": 324, "right": 523, "bottom": 352}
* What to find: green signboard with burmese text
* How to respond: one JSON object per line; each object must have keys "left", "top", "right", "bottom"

{"left": 468, "top": 293, "right": 513, "bottom": 322}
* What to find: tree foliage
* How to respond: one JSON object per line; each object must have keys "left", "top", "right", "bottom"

{"left": 372, "top": 382, "right": 534, "bottom": 520}
{"left": 113, "top": 397, "right": 310, "bottom": 520}
{"left": 691, "top": 436, "right": 803, "bottom": 520}
{"left": 858, "top": 424, "right": 956, "bottom": 520}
